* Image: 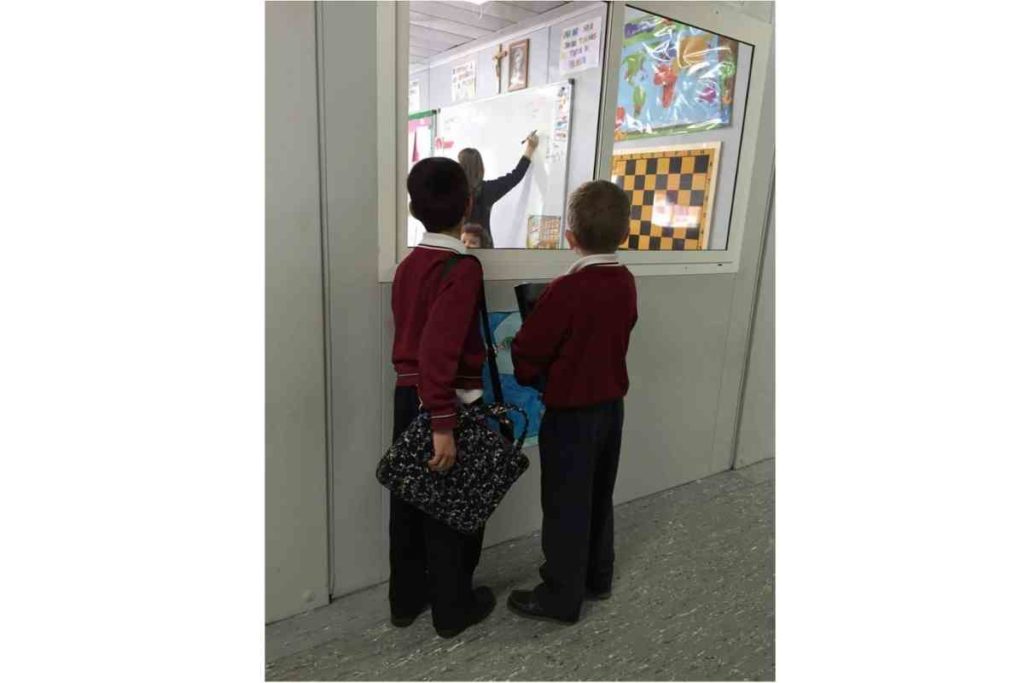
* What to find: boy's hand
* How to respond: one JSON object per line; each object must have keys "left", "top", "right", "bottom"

{"left": 428, "top": 429, "right": 457, "bottom": 472}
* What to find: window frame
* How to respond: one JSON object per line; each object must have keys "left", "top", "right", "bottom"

{"left": 376, "top": 1, "right": 773, "bottom": 282}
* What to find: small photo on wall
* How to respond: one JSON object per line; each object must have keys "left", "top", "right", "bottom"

{"left": 508, "top": 39, "right": 529, "bottom": 91}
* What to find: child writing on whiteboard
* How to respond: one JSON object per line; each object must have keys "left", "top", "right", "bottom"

{"left": 508, "top": 180, "right": 638, "bottom": 624}
{"left": 458, "top": 131, "right": 539, "bottom": 249}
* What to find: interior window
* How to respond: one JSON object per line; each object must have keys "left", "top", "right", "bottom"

{"left": 610, "top": 6, "right": 753, "bottom": 251}
{"left": 404, "top": 1, "right": 609, "bottom": 250}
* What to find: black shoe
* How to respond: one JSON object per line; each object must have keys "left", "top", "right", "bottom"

{"left": 507, "top": 589, "right": 578, "bottom": 624}
{"left": 390, "top": 601, "right": 429, "bottom": 628}
{"left": 585, "top": 587, "right": 612, "bottom": 601}
{"left": 435, "top": 586, "right": 496, "bottom": 639}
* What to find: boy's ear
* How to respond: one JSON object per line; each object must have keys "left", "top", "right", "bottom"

{"left": 565, "top": 229, "right": 578, "bottom": 249}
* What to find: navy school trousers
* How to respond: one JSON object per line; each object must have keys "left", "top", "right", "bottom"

{"left": 534, "top": 398, "right": 624, "bottom": 620}
{"left": 388, "top": 385, "right": 485, "bottom": 630}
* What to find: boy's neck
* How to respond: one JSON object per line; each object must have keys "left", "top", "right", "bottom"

{"left": 440, "top": 226, "right": 462, "bottom": 239}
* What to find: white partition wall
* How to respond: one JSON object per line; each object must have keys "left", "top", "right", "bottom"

{"left": 737, "top": 179, "right": 775, "bottom": 467}
{"left": 318, "top": 0, "right": 390, "bottom": 599}
{"left": 265, "top": 0, "right": 330, "bottom": 623}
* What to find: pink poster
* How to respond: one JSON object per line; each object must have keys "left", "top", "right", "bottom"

{"left": 407, "top": 114, "right": 434, "bottom": 169}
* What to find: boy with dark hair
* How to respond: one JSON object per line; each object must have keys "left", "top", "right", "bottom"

{"left": 389, "top": 157, "right": 495, "bottom": 638}
{"left": 508, "top": 180, "right": 638, "bottom": 624}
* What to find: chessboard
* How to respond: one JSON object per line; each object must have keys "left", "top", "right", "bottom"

{"left": 611, "top": 142, "right": 720, "bottom": 251}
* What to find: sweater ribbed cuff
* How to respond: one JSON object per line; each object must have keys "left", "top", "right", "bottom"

{"left": 429, "top": 410, "right": 458, "bottom": 432}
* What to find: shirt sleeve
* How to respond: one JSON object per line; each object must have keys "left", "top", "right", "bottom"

{"left": 418, "top": 257, "right": 482, "bottom": 431}
{"left": 480, "top": 156, "right": 531, "bottom": 206}
{"left": 511, "top": 278, "right": 570, "bottom": 388}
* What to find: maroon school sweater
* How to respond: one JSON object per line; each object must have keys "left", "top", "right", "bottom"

{"left": 392, "top": 241, "right": 484, "bottom": 431}
{"left": 512, "top": 258, "right": 638, "bottom": 408}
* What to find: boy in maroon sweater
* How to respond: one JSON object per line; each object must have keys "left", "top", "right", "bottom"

{"left": 388, "top": 157, "right": 496, "bottom": 638}
{"left": 508, "top": 180, "right": 638, "bottom": 624}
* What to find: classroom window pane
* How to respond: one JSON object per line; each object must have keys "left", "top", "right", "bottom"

{"left": 404, "top": 1, "right": 608, "bottom": 250}
{"left": 611, "top": 6, "right": 753, "bottom": 251}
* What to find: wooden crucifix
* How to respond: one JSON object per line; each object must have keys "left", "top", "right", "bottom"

{"left": 492, "top": 43, "right": 508, "bottom": 92}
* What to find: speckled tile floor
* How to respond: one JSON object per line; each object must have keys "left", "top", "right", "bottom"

{"left": 266, "top": 459, "right": 774, "bottom": 681}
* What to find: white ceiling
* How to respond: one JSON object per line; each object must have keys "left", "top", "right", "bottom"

{"left": 409, "top": 1, "right": 569, "bottom": 67}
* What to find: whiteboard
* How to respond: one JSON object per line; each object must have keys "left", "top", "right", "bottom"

{"left": 407, "top": 80, "right": 574, "bottom": 249}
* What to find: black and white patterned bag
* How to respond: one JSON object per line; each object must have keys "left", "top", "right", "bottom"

{"left": 376, "top": 402, "right": 529, "bottom": 534}
{"left": 376, "top": 252, "right": 530, "bottom": 534}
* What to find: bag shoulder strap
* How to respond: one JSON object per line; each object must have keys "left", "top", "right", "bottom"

{"left": 473, "top": 263, "right": 505, "bottom": 407}
{"left": 439, "top": 254, "right": 511, "bottom": 437}
{"left": 440, "top": 252, "right": 465, "bottom": 280}
{"left": 440, "top": 253, "right": 504, "bottom": 404}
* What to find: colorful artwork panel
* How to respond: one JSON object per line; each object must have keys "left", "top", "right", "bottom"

{"left": 616, "top": 12, "right": 738, "bottom": 139}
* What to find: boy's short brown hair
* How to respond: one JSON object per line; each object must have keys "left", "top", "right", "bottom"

{"left": 567, "top": 180, "right": 630, "bottom": 253}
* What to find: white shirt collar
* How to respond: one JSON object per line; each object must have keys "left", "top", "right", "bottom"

{"left": 566, "top": 253, "right": 620, "bottom": 275}
{"left": 418, "top": 231, "right": 467, "bottom": 255}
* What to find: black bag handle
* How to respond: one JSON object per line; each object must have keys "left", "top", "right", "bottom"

{"left": 441, "top": 253, "right": 513, "bottom": 440}
{"left": 485, "top": 403, "right": 529, "bottom": 452}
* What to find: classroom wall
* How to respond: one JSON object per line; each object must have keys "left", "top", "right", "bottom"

{"left": 412, "top": 1, "right": 757, "bottom": 251}
{"left": 412, "top": 1, "right": 606, "bottom": 204}
{"left": 265, "top": 0, "right": 330, "bottom": 623}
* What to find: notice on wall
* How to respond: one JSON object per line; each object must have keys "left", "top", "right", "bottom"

{"left": 559, "top": 15, "right": 602, "bottom": 75}
{"left": 546, "top": 82, "right": 572, "bottom": 162}
{"left": 408, "top": 114, "right": 434, "bottom": 168}
{"left": 409, "top": 80, "right": 421, "bottom": 113}
{"left": 451, "top": 60, "right": 476, "bottom": 102}
{"left": 527, "top": 215, "right": 562, "bottom": 249}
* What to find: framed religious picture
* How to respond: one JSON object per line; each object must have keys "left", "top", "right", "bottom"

{"left": 508, "top": 39, "right": 529, "bottom": 92}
